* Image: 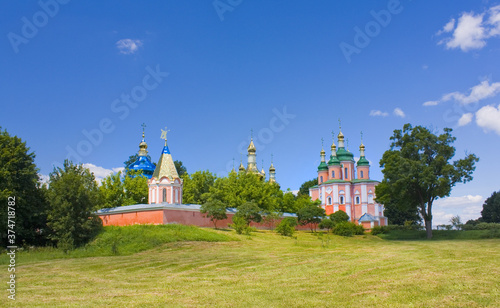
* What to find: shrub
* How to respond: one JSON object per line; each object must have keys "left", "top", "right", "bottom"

{"left": 318, "top": 218, "right": 335, "bottom": 232}
{"left": 229, "top": 216, "right": 256, "bottom": 235}
{"left": 371, "top": 226, "right": 383, "bottom": 235}
{"left": 330, "top": 211, "right": 349, "bottom": 224}
{"left": 354, "top": 224, "right": 365, "bottom": 235}
{"left": 276, "top": 217, "right": 296, "bottom": 237}
{"left": 333, "top": 222, "right": 353, "bottom": 236}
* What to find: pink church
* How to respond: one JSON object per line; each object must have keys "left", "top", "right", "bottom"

{"left": 309, "top": 130, "right": 387, "bottom": 228}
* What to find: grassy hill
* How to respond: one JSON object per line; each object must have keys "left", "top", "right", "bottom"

{"left": 2, "top": 226, "right": 500, "bottom": 307}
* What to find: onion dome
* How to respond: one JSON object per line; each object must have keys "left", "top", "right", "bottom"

{"left": 238, "top": 161, "right": 245, "bottom": 172}
{"left": 247, "top": 138, "right": 256, "bottom": 153}
{"left": 318, "top": 146, "right": 328, "bottom": 171}
{"left": 328, "top": 135, "right": 341, "bottom": 165}
{"left": 357, "top": 143, "right": 370, "bottom": 166}
{"left": 269, "top": 162, "right": 276, "bottom": 172}
{"left": 128, "top": 129, "right": 155, "bottom": 178}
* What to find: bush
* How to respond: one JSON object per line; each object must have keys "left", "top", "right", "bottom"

{"left": 318, "top": 218, "right": 335, "bottom": 232}
{"left": 354, "top": 224, "right": 365, "bottom": 235}
{"left": 276, "top": 217, "right": 296, "bottom": 237}
{"left": 229, "top": 216, "right": 256, "bottom": 235}
{"left": 371, "top": 226, "right": 384, "bottom": 235}
{"left": 330, "top": 211, "right": 349, "bottom": 224}
{"left": 332, "top": 222, "right": 364, "bottom": 237}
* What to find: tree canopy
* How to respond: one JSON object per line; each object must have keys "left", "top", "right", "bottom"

{"left": 0, "top": 127, "right": 48, "bottom": 246}
{"left": 200, "top": 200, "right": 227, "bottom": 228}
{"left": 297, "top": 201, "right": 325, "bottom": 232}
{"left": 298, "top": 178, "right": 318, "bottom": 196}
{"left": 481, "top": 190, "right": 500, "bottom": 223}
{"left": 47, "top": 160, "right": 103, "bottom": 251}
{"left": 182, "top": 170, "right": 217, "bottom": 204}
{"left": 376, "top": 124, "right": 478, "bottom": 238}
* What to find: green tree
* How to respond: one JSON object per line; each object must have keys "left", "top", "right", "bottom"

{"left": 480, "top": 190, "right": 500, "bottom": 223}
{"left": 279, "top": 191, "right": 297, "bottom": 213}
{"left": 262, "top": 211, "right": 282, "bottom": 230}
{"left": 235, "top": 201, "right": 262, "bottom": 225}
{"left": 275, "top": 217, "right": 297, "bottom": 236}
{"left": 200, "top": 200, "right": 227, "bottom": 228}
{"left": 174, "top": 160, "right": 187, "bottom": 177}
{"left": 182, "top": 170, "right": 217, "bottom": 204}
{"left": 0, "top": 127, "right": 48, "bottom": 246}
{"left": 99, "top": 171, "right": 125, "bottom": 208}
{"left": 297, "top": 203, "right": 325, "bottom": 232}
{"left": 123, "top": 170, "right": 148, "bottom": 205}
{"left": 330, "top": 210, "right": 350, "bottom": 224}
{"left": 298, "top": 178, "right": 318, "bottom": 196}
{"left": 319, "top": 218, "right": 335, "bottom": 232}
{"left": 376, "top": 124, "right": 478, "bottom": 239}
{"left": 47, "top": 160, "right": 103, "bottom": 251}
{"left": 450, "top": 215, "right": 463, "bottom": 230}
{"left": 381, "top": 198, "right": 422, "bottom": 226}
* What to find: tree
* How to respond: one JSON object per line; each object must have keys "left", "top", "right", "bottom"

{"left": 262, "top": 211, "right": 281, "bottom": 230}
{"left": 297, "top": 202, "right": 325, "bottom": 232}
{"left": 481, "top": 190, "right": 500, "bottom": 223}
{"left": 275, "top": 217, "right": 297, "bottom": 236}
{"left": 234, "top": 201, "right": 262, "bottom": 225}
{"left": 200, "top": 200, "right": 227, "bottom": 228}
{"left": 182, "top": 170, "right": 217, "bottom": 204}
{"left": 381, "top": 198, "right": 422, "bottom": 226}
{"left": 298, "top": 178, "right": 318, "bottom": 196}
{"left": 330, "top": 210, "right": 349, "bottom": 224}
{"left": 123, "top": 170, "right": 148, "bottom": 204}
{"left": 319, "top": 218, "right": 335, "bottom": 232}
{"left": 279, "top": 190, "right": 297, "bottom": 213}
{"left": 0, "top": 127, "right": 49, "bottom": 246}
{"left": 376, "top": 124, "right": 478, "bottom": 238}
{"left": 450, "top": 215, "right": 463, "bottom": 230}
{"left": 99, "top": 171, "right": 125, "bottom": 208}
{"left": 47, "top": 160, "right": 103, "bottom": 251}
{"left": 174, "top": 160, "right": 187, "bottom": 177}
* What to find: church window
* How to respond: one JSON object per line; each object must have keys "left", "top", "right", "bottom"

{"left": 368, "top": 194, "right": 374, "bottom": 203}
{"left": 360, "top": 170, "right": 364, "bottom": 178}
{"left": 331, "top": 170, "right": 335, "bottom": 178}
{"left": 345, "top": 168, "right": 348, "bottom": 179}
{"left": 356, "top": 196, "right": 360, "bottom": 204}
{"left": 340, "top": 196, "right": 345, "bottom": 204}
{"left": 328, "top": 197, "right": 332, "bottom": 205}
{"left": 320, "top": 176, "right": 323, "bottom": 183}
{"left": 162, "top": 188, "right": 167, "bottom": 202}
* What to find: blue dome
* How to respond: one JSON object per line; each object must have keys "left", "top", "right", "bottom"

{"left": 128, "top": 156, "right": 155, "bottom": 179}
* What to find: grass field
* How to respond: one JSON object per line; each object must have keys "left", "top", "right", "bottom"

{"left": 2, "top": 226, "right": 500, "bottom": 307}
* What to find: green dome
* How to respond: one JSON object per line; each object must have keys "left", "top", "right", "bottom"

{"left": 328, "top": 155, "right": 340, "bottom": 165}
{"left": 336, "top": 147, "right": 354, "bottom": 162}
{"left": 357, "top": 156, "right": 370, "bottom": 166}
{"left": 317, "top": 161, "right": 328, "bottom": 171}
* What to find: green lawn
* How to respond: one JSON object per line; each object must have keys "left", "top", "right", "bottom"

{"left": 3, "top": 227, "right": 500, "bottom": 307}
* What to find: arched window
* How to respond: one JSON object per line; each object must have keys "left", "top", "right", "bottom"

{"left": 344, "top": 168, "right": 348, "bottom": 180}
{"left": 360, "top": 170, "right": 364, "bottom": 178}
{"left": 162, "top": 188, "right": 167, "bottom": 203}
{"left": 328, "top": 197, "right": 332, "bottom": 205}
{"left": 340, "top": 196, "right": 345, "bottom": 204}
{"left": 331, "top": 170, "right": 335, "bottom": 178}
{"left": 320, "top": 176, "right": 323, "bottom": 183}
{"left": 356, "top": 196, "right": 360, "bottom": 204}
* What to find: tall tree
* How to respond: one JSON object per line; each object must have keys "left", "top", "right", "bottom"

{"left": 0, "top": 127, "right": 48, "bottom": 246}
{"left": 298, "top": 178, "right": 318, "bottom": 196}
{"left": 200, "top": 200, "right": 227, "bottom": 228}
{"left": 182, "top": 170, "right": 217, "bottom": 204}
{"left": 174, "top": 160, "right": 187, "bottom": 177}
{"left": 47, "top": 160, "right": 102, "bottom": 251}
{"left": 99, "top": 171, "right": 125, "bottom": 208}
{"left": 481, "top": 190, "right": 500, "bottom": 223}
{"left": 376, "top": 124, "right": 478, "bottom": 238}
{"left": 297, "top": 201, "right": 325, "bottom": 232}
{"left": 123, "top": 170, "right": 148, "bottom": 205}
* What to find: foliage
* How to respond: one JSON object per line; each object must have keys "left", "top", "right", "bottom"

{"left": 382, "top": 199, "right": 422, "bottom": 225}
{"left": 200, "top": 200, "right": 228, "bottom": 228}
{"left": 275, "top": 217, "right": 297, "bottom": 237}
{"left": 99, "top": 171, "right": 125, "bottom": 208}
{"left": 297, "top": 202, "right": 325, "bottom": 232}
{"left": 234, "top": 201, "right": 262, "bottom": 225}
{"left": 376, "top": 124, "right": 478, "bottom": 238}
{"left": 480, "top": 190, "right": 500, "bottom": 223}
{"left": 229, "top": 216, "right": 255, "bottom": 235}
{"left": 279, "top": 191, "right": 297, "bottom": 213}
{"left": 174, "top": 160, "right": 187, "bottom": 177}
{"left": 262, "top": 211, "right": 282, "bottom": 230}
{"left": 207, "top": 171, "right": 282, "bottom": 211}
{"left": 0, "top": 127, "right": 49, "bottom": 246}
{"left": 329, "top": 210, "right": 350, "bottom": 224}
{"left": 123, "top": 170, "right": 148, "bottom": 205}
{"left": 318, "top": 218, "right": 335, "bottom": 232}
{"left": 333, "top": 222, "right": 364, "bottom": 237}
{"left": 370, "top": 225, "right": 383, "bottom": 235}
{"left": 47, "top": 160, "right": 103, "bottom": 251}
{"left": 182, "top": 170, "right": 217, "bottom": 204}
{"left": 298, "top": 178, "right": 318, "bottom": 196}
{"left": 450, "top": 215, "right": 463, "bottom": 230}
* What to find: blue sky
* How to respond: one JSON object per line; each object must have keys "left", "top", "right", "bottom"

{"left": 2, "top": 0, "right": 500, "bottom": 225}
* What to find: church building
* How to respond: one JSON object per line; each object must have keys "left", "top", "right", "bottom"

{"left": 237, "top": 136, "right": 277, "bottom": 184}
{"left": 309, "top": 128, "right": 387, "bottom": 228}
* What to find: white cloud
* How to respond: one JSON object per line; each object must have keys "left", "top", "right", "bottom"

{"left": 393, "top": 107, "right": 405, "bottom": 118}
{"left": 423, "top": 100, "right": 439, "bottom": 106}
{"left": 82, "top": 163, "right": 124, "bottom": 184}
{"left": 369, "top": 110, "right": 389, "bottom": 117}
{"left": 458, "top": 113, "right": 473, "bottom": 126}
{"left": 476, "top": 103, "right": 500, "bottom": 135}
{"left": 433, "top": 195, "right": 484, "bottom": 225}
{"left": 116, "top": 39, "right": 143, "bottom": 54}
{"left": 437, "top": 5, "right": 500, "bottom": 51}
{"left": 441, "top": 80, "right": 500, "bottom": 105}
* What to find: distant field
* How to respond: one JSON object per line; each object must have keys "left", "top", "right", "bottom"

{"left": 2, "top": 226, "right": 500, "bottom": 307}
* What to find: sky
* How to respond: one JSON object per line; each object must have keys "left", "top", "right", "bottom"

{"left": 2, "top": 0, "right": 500, "bottom": 225}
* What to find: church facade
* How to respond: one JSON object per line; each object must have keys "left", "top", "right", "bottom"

{"left": 309, "top": 129, "right": 387, "bottom": 228}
